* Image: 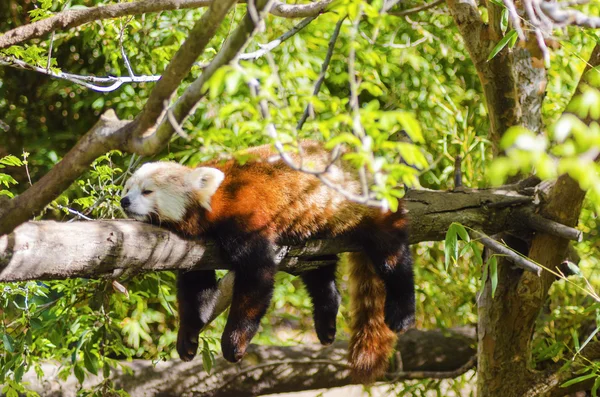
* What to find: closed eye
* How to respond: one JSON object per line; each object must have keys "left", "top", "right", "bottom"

{"left": 142, "top": 190, "right": 153, "bottom": 196}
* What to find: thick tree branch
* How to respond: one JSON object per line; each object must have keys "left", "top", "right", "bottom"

{"left": 0, "top": 1, "right": 333, "bottom": 51}
{"left": 0, "top": 185, "right": 560, "bottom": 283}
{"left": 21, "top": 328, "right": 476, "bottom": 397}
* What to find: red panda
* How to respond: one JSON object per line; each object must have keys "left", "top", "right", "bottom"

{"left": 120, "top": 141, "right": 415, "bottom": 382}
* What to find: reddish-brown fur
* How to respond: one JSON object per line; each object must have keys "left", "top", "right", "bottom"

{"left": 123, "top": 142, "right": 414, "bottom": 382}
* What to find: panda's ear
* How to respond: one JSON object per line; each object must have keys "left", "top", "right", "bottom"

{"left": 186, "top": 167, "right": 225, "bottom": 211}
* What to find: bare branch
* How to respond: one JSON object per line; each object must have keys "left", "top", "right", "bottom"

{"left": 21, "top": 328, "right": 476, "bottom": 396}
{"left": 473, "top": 230, "right": 543, "bottom": 275}
{"left": 0, "top": 56, "right": 160, "bottom": 92}
{"left": 296, "top": 16, "right": 345, "bottom": 131}
{"left": 516, "top": 208, "right": 582, "bottom": 242}
{"left": 540, "top": 1, "right": 600, "bottom": 27}
{"left": 269, "top": 0, "right": 333, "bottom": 18}
{"left": 239, "top": 14, "right": 318, "bottom": 61}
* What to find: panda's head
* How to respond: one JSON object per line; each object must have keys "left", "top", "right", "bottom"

{"left": 120, "top": 162, "right": 224, "bottom": 222}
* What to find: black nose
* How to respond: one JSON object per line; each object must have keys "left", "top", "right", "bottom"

{"left": 120, "top": 197, "right": 131, "bottom": 209}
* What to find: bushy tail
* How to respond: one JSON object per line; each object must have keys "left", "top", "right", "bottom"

{"left": 347, "top": 252, "right": 397, "bottom": 383}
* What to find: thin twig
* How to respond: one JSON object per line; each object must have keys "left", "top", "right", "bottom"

{"left": 164, "top": 100, "right": 190, "bottom": 140}
{"left": 239, "top": 14, "right": 318, "bottom": 60}
{"left": 473, "top": 231, "right": 542, "bottom": 275}
{"left": 296, "top": 16, "right": 345, "bottom": 131}
{"left": 57, "top": 204, "right": 94, "bottom": 221}
{"left": 119, "top": 17, "right": 136, "bottom": 77}
{"left": 386, "top": 0, "right": 446, "bottom": 16}
{"left": 0, "top": 56, "right": 160, "bottom": 92}
{"left": 46, "top": 31, "right": 55, "bottom": 72}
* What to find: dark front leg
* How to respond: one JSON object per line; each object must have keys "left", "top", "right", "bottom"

{"left": 300, "top": 261, "right": 341, "bottom": 345}
{"left": 218, "top": 235, "right": 277, "bottom": 363}
{"left": 176, "top": 269, "right": 219, "bottom": 361}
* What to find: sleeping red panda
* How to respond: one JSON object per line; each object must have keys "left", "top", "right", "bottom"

{"left": 120, "top": 141, "right": 415, "bottom": 382}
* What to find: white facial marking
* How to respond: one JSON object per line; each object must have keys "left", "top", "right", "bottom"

{"left": 121, "top": 162, "right": 224, "bottom": 222}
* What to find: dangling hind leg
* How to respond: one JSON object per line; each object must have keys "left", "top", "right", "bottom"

{"left": 300, "top": 260, "right": 341, "bottom": 345}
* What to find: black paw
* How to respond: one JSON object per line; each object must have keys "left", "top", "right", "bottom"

{"left": 314, "top": 314, "right": 337, "bottom": 345}
{"left": 177, "top": 326, "right": 200, "bottom": 361}
{"left": 221, "top": 330, "right": 248, "bottom": 363}
{"left": 384, "top": 301, "right": 415, "bottom": 333}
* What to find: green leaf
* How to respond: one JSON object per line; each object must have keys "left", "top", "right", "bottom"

{"left": 566, "top": 261, "right": 583, "bottom": 277}
{"left": 74, "top": 363, "right": 85, "bottom": 384}
{"left": 572, "top": 328, "right": 580, "bottom": 352}
{"left": 577, "top": 327, "right": 599, "bottom": 354}
{"left": 6, "top": 387, "right": 18, "bottom": 397}
{"left": 0, "top": 155, "right": 23, "bottom": 167}
{"left": 488, "top": 30, "right": 518, "bottom": 60}
{"left": 202, "top": 341, "right": 213, "bottom": 374}
{"left": 444, "top": 225, "right": 458, "bottom": 270}
{"left": 489, "top": 256, "right": 498, "bottom": 298}
{"left": 591, "top": 376, "right": 600, "bottom": 397}
{"left": 14, "top": 363, "right": 24, "bottom": 382}
{"left": 561, "top": 373, "right": 597, "bottom": 388}
{"left": 451, "top": 222, "right": 470, "bottom": 243}
{"left": 471, "top": 243, "right": 483, "bottom": 266}
{"left": 103, "top": 362, "right": 111, "bottom": 379}
{"left": 3, "top": 333, "right": 14, "bottom": 353}
{"left": 83, "top": 349, "right": 99, "bottom": 375}
{"left": 71, "top": 329, "right": 90, "bottom": 365}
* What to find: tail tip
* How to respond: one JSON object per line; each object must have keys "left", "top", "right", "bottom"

{"left": 349, "top": 349, "right": 391, "bottom": 384}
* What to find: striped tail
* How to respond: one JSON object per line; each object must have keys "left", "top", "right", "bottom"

{"left": 347, "top": 252, "right": 397, "bottom": 383}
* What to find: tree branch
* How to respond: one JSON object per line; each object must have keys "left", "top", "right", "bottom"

{"left": 20, "top": 328, "right": 476, "bottom": 397}
{"left": 0, "top": 1, "right": 334, "bottom": 51}
{"left": 0, "top": 55, "right": 161, "bottom": 92}
{"left": 0, "top": 186, "right": 542, "bottom": 283}
{"left": 473, "top": 231, "right": 542, "bottom": 275}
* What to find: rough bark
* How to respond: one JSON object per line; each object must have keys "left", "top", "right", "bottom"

{"left": 0, "top": 186, "right": 542, "bottom": 282}
{"left": 475, "top": 40, "right": 599, "bottom": 394}
{"left": 21, "top": 328, "right": 476, "bottom": 397}
{"left": 446, "top": 0, "right": 598, "bottom": 393}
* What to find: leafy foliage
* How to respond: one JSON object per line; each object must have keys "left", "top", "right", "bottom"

{"left": 0, "top": 0, "right": 599, "bottom": 395}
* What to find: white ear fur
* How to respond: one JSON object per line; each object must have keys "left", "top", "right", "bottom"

{"left": 186, "top": 167, "right": 225, "bottom": 211}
